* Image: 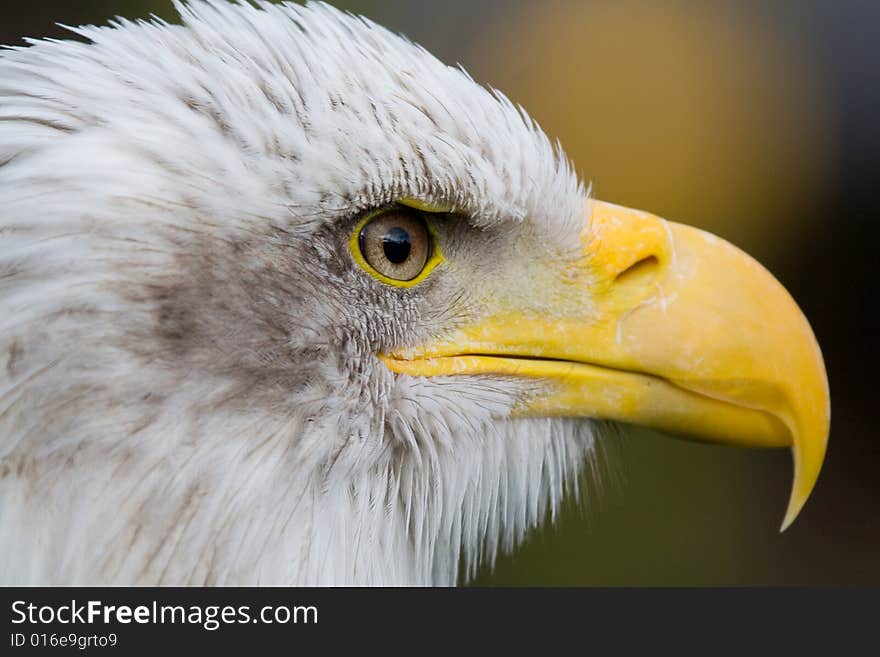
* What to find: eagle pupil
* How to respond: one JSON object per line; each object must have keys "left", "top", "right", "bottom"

{"left": 383, "top": 227, "right": 411, "bottom": 264}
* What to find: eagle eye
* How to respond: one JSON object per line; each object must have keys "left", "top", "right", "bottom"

{"left": 351, "top": 206, "right": 443, "bottom": 286}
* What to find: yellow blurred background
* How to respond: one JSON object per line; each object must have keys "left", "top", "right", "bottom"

{"left": 3, "top": 0, "right": 876, "bottom": 584}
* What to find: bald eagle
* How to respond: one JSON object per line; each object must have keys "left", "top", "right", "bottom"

{"left": 0, "top": 0, "right": 829, "bottom": 585}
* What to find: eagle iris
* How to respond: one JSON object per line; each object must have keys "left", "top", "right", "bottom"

{"left": 356, "top": 207, "right": 431, "bottom": 282}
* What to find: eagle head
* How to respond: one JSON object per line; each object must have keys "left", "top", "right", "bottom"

{"left": 0, "top": 0, "right": 829, "bottom": 584}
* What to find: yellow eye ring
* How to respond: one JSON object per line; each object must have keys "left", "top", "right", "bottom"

{"left": 349, "top": 204, "right": 445, "bottom": 288}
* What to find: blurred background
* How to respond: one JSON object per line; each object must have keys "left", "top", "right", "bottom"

{"left": 3, "top": 0, "right": 876, "bottom": 585}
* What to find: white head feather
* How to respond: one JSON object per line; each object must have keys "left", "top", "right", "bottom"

{"left": 0, "top": 0, "right": 597, "bottom": 585}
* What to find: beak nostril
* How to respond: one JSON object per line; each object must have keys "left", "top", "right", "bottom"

{"left": 614, "top": 255, "right": 660, "bottom": 286}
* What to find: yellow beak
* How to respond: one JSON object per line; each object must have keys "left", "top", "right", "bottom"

{"left": 381, "top": 200, "right": 830, "bottom": 530}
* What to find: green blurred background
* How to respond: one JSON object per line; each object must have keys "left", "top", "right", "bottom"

{"left": 3, "top": 0, "right": 876, "bottom": 585}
